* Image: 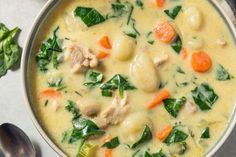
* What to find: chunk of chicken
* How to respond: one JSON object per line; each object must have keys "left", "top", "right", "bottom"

{"left": 77, "top": 100, "right": 101, "bottom": 117}
{"left": 93, "top": 93, "right": 129, "bottom": 128}
{"left": 216, "top": 37, "right": 227, "bottom": 47}
{"left": 63, "top": 41, "right": 98, "bottom": 73}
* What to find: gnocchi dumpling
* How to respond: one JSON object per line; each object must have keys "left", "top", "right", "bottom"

{"left": 185, "top": 7, "right": 203, "bottom": 30}
{"left": 119, "top": 113, "right": 153, "bottom": 144}
{"left": 130, "top": 53, "right": 161, "bottom": 92}
{"left": 112, "top": 33, "right": 136, "bottom": 61}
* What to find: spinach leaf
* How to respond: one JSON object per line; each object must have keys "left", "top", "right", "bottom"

{"left": 131, "top": 125, "right": 152, "bottom": 149}
{"left": 178, "top": 142, "right": 188, "bottom": 155}
{"left": 171, "top": 35, "right": 182, "bottom": 54}
{"left": 141, "top": 150, "right": 167, "bottom": 157}
{"left": 136, "top": 0, "right": 144, "bottom": 9}
{"left": 124, "top": 32, "right": 137, "bottom": 39}
{"left": 61, "top": 131, "right": 69, "bottom": 143}
{"left": 163, "top": 128, "right": 188, "bottom": 145}
{"left": 127, "top": 4, "right": 134, "bottom": 25}
{"left": 163, "top": 97, "right": 186, "bottom": 118}
{"left": 0, "top": 23, "right": 20, "bottom": 77}
{"left": 36, "top": 27, "right": 62, "bottom": 72}
{"left": 216, "top": 64, "right": 234, "bottom": 81}
{"left": 102, "top": 136, "right": 120, "bottom": 149}
{"left": 201, "top": 127, "right": 210, "bottom": 139}
{"left": 109, "top": 3, "right": 126, "bottom": 18}
{"left": 124, "top": 18, "right": 140, "bottom": 39}
{"left": 65, "top": 100, "right": 81, "bottom": 119}
{"left": 146, "top": 32, "right": 155, "bottom": 45}
{"left": 48, "top": 78, "right": 63, "bottom": 87}
{"left": 164, "top": 6, "right": 182, "bottom": 19}
{"left": 100, "top": 74, "right": 136, "bottom": 97}
{"left": 74, "top": 7, "right": 105, "bottom": 27}
{"left": 191, "top": 83, "right": 218, "bottom": 111}
{"left": 83, "top": 70, "right": 104, "bottom": 88}
{"left": 176, "top": 66, "right": 185, "bottom": 74}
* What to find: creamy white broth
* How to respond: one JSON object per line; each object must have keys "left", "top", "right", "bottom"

{"left": 29, "top": 0, "right": 236, "bottom": 157}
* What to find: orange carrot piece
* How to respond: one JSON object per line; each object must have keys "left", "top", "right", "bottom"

{"left": 181, "top": 48, "right": 188, "bottom": 60}
{"left": 147, "top": 90, "right": 170, "bottom": 109}
{"left": 99, "top": 36, "right": 112, "bottom": 49}
{"left": 156, "top": 125, "right": 173, "bottom": 141}
{"left": 155, "top": 0, "right": 166, "bottom": 8}
{"left": 104, "top": 149, "right": 112, "bottom": 157}
{"left": 40, "top": 88, "right": 62, "bottom": 98}
{"left": 155, "top": 22, "right": 176, "bottom": 44}
{"left": 97, "top": 51, "right": 109, "bottom": 59}
{"left": 190, "top": 51, "right": 212, "bottom": 73}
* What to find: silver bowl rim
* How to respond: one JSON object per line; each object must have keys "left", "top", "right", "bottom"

{"left": 21, "top": 0, "right": 236, "bottom": 157}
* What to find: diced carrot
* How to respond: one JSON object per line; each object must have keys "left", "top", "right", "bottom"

{"left": 155, "top": 0, "right": 166, "bottom": 8}
{"left": 156, "top": 125, "right": 173, "bottom": 141}
{"left": 40, "top": 88, "right": 62, "bottom": 98}
{"left": 147, "top": 90, "right": 170, "bottom": 109}
{"left": 99, "top": 36, "right": 112, "bottom": 49}
{"left": 190, "top": 51, "right": 212, "bottom": 73}
{"left": 103, "top": 135, "right": 112, "bottom": 143}
{"left": 181, "top": 48, "right": 188, "bottom": 60}
{"left": 155, "top": 22, "right": 176, "bottom": 44}
{"left": 97, "top": 51, "right": 109, "bottom": 59}
{"left": 104, "top": 149, "right": 112, "bottom": 157}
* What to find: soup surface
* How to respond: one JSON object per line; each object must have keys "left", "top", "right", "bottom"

{"left": 29, "top": 0, "right": 236, "bottom": 157}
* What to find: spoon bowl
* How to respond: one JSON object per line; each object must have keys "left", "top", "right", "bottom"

{"left": 0, "top": 123, "right": 36, "bottom": 157}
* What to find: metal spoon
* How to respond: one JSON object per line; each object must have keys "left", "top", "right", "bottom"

{"left": 0, "top": 123, "right": 36, "bottom": 157}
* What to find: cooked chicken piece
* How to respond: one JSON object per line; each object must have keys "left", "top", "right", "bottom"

{"left": 184, "top": 101, "right": 198, "bottom": 115}
{"left": 77, "top": 100, "right": 101, "bottom": 117}
{"left": 93, "top": 93, "right": 130, "bottom": 128}
{"left": 216, "top": 38, "right": 227, "bottom": 47}
{"left": 153, "top": 53, "right": 169, "bottom": 66}
{"left": 51, "top": 100, "right": 60, "bottom": 112}
{"left": 63, "top": 41, "right": 98, "bottom": 73}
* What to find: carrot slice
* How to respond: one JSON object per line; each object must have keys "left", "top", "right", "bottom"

{"left": 99, "top": 36, "right": 112, "bottom": 49}
{"left": 147, "top": 90, "right": 170, "bottom": 109}
{"left": 190, "top": 51, "right": 212, "bottom": 73}
{"left": 155, "top": 0, "right": 166, "bottom": 8}
{"left": 97, "top": 51, "right": 109, "bottom": 59}
{"left": 181, "top": 48, "right": 188, "bottom": 60}
{"left": 104, "top": 149, "right": 112, "bottom": 157}
{"left": 40, "top": 88, "right": 62, "bottom": 98}
{"left": 156, "top": 125, "right": 173, "bottom": 141}
{"left": 155, "top": 22, "right": 176, "bottom": 44}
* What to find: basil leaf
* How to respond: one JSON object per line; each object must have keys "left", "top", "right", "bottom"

{"left": 83, "top": 70, "right": 104, "bottom": 88}
{"left": 171, "top": 35, "right": 182, "bottom": 54}
{"left": 163, "top": 97, "right": 186, "bottom": 118}
{"left": 163, "top": 128, "right": 188, "bottom": 145}
{"left": 191, "top": 83, "right": 218, "bottom": 111}
{"left": 216, "top": 64, "right": 234, "bottom": 81}
{"left": 100, "top": 74, "right": 136, "bottom": 97}
{"left": 36, "top": 27, "right": 62, "bottom": 72}
{"left": 74, "top": 7, "right": 105, "bottom": 27}
{"left": 102, "top": 137, "right": 120, "bottom": 149}
{"left": 201, "top": 127, "right": 210, "bottom": 139}
{"left": 164, "top": 6, "right": 182, "bottom": 19}
{"left": 136, "top": 0, "right": 144, "bottom": 9}
{"left": 0, "top": 23, "right": 20, "bottom": 77}
{"left": 131, "top": 125, "right": 152, "bottom": 149}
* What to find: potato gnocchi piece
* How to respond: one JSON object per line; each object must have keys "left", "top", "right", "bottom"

{"left": 185, "top": 7, "right": 203, "bottom": 30}
{"left": 112, "top": 33, "right": 136, "bottom": 61}
{"left": 130, "top": 53, "right": 161, "bottom": 92}
{"left": 119, "top": 113, "right": 153, "bottom": 144}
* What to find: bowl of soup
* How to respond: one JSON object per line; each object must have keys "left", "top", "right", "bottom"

{"left": 21, "top": 0, "right": 236, "bottom": 157}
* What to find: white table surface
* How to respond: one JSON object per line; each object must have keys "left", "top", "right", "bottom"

{"left": 0, "top": 0, "right": 236, "bottom": 157}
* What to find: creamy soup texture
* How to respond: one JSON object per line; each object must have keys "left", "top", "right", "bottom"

{"left": 29, "top": 0, "right": 236, "bottom": 157}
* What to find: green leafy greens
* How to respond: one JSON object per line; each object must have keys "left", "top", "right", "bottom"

{"left": 216, "top": 64, "right": 234, "bottom": 81}
{"left": 191, "top": 83, "right": 218, "bottom": 111}
{"left": 164, "top": 6, "right": 182, "bottom": 20}
{"left": 136, "top": 0, "right": 144, "bottom": 9}
{"left": 100, "top": 74, "right": 136, "bottom": 97}
{"left": 131, "top": 125, "right": 152, "bottom": 149}
{"left": 102, "top": 137, "right": 120, "bottom": 149}
{"left": 171, "top": 35, "right": 182, "bottom": 54}
{"left": 83, "top": 70, "right": 104, "bottom": 88}
{"left": 201, "top": 127, "right": 210, "bottom": 139}
{"left": 74, "top": 7, "right": 106, "bottom": 27}
{"left": 0, "top": 23, "right": 20, "bottom": 77}
{"left": 36, "top": 27, "right": 62, "bottom": 72}
{"left": 163, "top": 97, "right": 186, "bottom": 118}
{"left": 163, "top": 128, "right": 188, "bottom": 145}
{"left": 143, "top": 150, "right": 166, "bottom": 157}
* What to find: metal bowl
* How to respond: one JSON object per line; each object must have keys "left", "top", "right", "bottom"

{"left": 21, "top": 0, "right": 236, "bottom": 156}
